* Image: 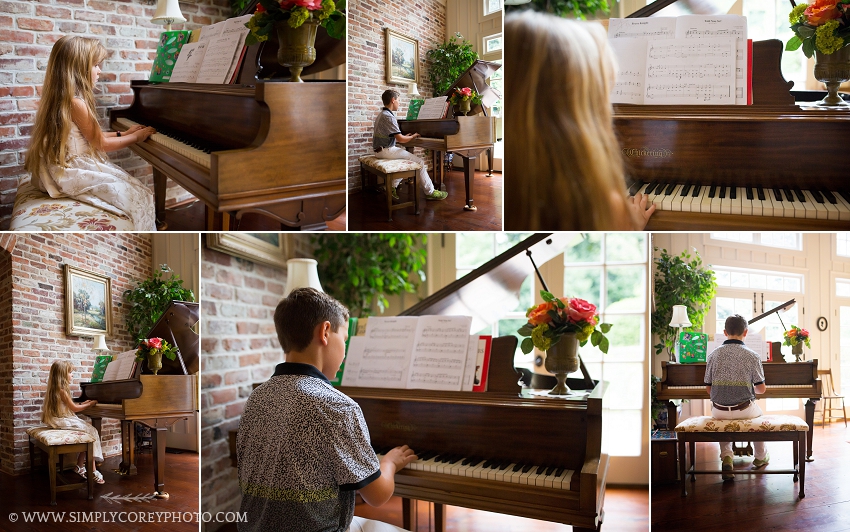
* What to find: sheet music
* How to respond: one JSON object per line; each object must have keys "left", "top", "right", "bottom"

{"left": 222, "top": 15, "right": 251, "bottom": 83}
{"left": 407, "top": 315, "right": 472, "bottom": 391}
{"left": 708, "top": 333, "right": 768, "bottom": 362}
{"left": 610, "top": 38, "right": 646, "bottom": 104}
{"left": 461, "top": 335, "right": 480, "bottom": 391}
{"left": 608, "top": 17, "right": 676, "bottom": 40}
{"left": 194, "top": 16, "right": 250, "bottom": 84}
{"left": 417, "top": 97, "right": 449, "bottom": 120}
{"left": 644, "top": 37, "right": 736, "bottom": 105}
{"left": 197, "top": 20, "right": 225, "bottom": 43}
{"left": 341, "top": 317, "right": 418, "bottom": 388}
{"left": 169, "top": 42, "right": 207, "bottom": 83}
{"left": 675, "top": 15, "right": 748, "bottom": 105}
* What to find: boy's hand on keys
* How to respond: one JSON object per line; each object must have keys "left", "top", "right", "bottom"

{"left": 382, "top": 445, "right": 417, "bottom": 473}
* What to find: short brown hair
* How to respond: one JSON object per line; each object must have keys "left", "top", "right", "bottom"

{"left": 273, "top": 288, "right": 349, "bottom": 353}
{"left": 381, "top": 89, "right": 399, "bottom": 106}
{"left": 724, "top": 314, "right": 748, "bottom": 336}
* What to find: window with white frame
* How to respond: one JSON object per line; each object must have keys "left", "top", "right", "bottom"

{"left": 741, "top": 1, "right": 807, "bottom": 87}
{"left": 484, "top": 0, "right": 501, "bottom": 16}
{"left": 710, "top": 232, "right": 802, "bottom": 250}
{"left": 484, "top": 34, "right": 502, "bottom": 54}
{"left": 837, "top": 233, "right": 850, "bottom": 257}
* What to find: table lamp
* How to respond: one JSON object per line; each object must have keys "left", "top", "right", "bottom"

{"left": 669, "top": 305, "right": 692, "bottom": 363}
{"left": 92, "top": 334, "right": 108, "bottom": 353}
{"left": 407, "top": 82, "right": 420, "bottom": 98}
{"left": 283, "top": 259, "right": 323, "bottom": 296}
{"left": 152, "top": 0, "right": 186, "bottom": 31}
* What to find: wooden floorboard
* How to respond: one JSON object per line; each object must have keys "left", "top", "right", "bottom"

{"left": 0, "top": 449, "right": 199, "bottom": 532}
{"left": 347, "top": 170, "right": 502, "bottom": 231}
{"left": 652, "top": 422, "right": 850, "bottom": 531}
{"left": 162, "top": 200, "right": 346, "bottom": 232}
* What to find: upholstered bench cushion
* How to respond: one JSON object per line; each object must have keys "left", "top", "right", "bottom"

{"left": 675, "top": 415, "right": 809, "bottom": 433}
{"left": 27, "top": 426, "right": 95, "bottom": 446}
{"left": 359, "top": 155, "right": 421, "bottom": 173}
{"left": 10, "top": 178, "right": 134, "bottom": 232}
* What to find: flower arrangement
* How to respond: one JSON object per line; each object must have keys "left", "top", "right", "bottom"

{"left": 448, "top": 86, "right": 483, "bottom": 106}
{"left": 787, "top": 0, "right": 850, "bottom": 57}
{"left": 245, "top": 0, "right": 346, "bottom": 45}
{"left": 518, "top": 290, "right": 613, "bottom": 354}
{"left": 135, "top": 337, "right": 179, "bottom": 363}
{"left": 783, "top": 325, "right": 812, "bottom": 348}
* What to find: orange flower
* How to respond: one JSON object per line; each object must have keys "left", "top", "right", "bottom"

{"left": 805, "top": 0, "right": 842, "bottom": 25}
{"left": 527, "top": 302, "right": 555, "bottom": 326}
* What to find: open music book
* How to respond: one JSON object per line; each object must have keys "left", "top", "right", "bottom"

{"left": 168, "top": 15, "right": 251, "bottom": 84}
{"left": 100, "top": 350, "right": 138, "bottom": 382}
{"left": 340, "top": 316, "right": 492, "bottom": 392}
{"left": 608, "top": 15, "right": 749, "bottom": 105}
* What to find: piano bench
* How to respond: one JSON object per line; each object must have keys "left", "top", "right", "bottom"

{"left": 674, "top": 415, "right": 809, "bottom": 499}
{"left": 27, "top": 426, "right": 96, "bottom": 506}
{"left": 359, "top": 155, "right": 420, "bottom": 222}
{"left": 10, "top": 178, "right": 135, "bottom": 231}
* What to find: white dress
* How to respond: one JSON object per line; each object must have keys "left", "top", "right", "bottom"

{"left": 46, "top": 413, "right": 104, "bottom": 462}
{"left": 34, "top": 115, "right": 157, "bottom": 231}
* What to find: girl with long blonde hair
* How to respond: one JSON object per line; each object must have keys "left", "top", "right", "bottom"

{"left": 24, "top": 35, "right": 157, "bottom": 231}
{"left": 43, "top": 360, "right": 105, "bottom": 484}
{"left": 504, "top": 11, "right": 655, "bottom": 230}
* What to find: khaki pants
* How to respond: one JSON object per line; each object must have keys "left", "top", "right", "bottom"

{"left": 711, "top": 402, "right": 768, "bottom": 461}
{"left": 347, "top": 516, "right": 409, "bottom": 532}
{"left": 375, "top": 147, "right": 435, "bottom": 195}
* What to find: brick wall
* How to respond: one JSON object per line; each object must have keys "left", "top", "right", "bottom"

{"left": 200, "top": 235, "right": 314, "bottom": 531}
{"left": 347, "top": 0, "right": 447, "bottom": 191}
{"left": 0, "top": 233, "right": 152, "bottom": 475}
{"left": 0, "top": 0, "right": 231, "bottom": 229}
{"left": 0, "top": 245, "right": 13, "bottom": 474}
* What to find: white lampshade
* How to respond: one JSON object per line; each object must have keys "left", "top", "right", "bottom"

{"left": 92, "top": 334, "right": 108, "bottom": 352}
{"left": 669, "top": 305, "right": 692, "bottom": 328}
{"left": 284, "top": 259, "right": 323, "bottom": 296}
{"left": 407, "top": 82, "right": 420, "bottom": 97}
{"left": 151, "top": 0, "right": 186, "bottom": 28}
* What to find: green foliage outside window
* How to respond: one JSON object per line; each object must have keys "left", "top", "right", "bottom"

{"left": 506, "top": 0, "right": 610, "bottom": 20}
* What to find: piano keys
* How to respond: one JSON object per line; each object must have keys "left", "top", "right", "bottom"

{"left": 656, "top": 360, "right": 822, "bottom": 460}
{"left": 76, "top": 301, "right": 199, "bottom": 498}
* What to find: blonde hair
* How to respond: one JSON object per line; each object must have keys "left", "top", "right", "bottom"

{"left": 504, "top": 12, "right": 632, "bottom": 230}
{"left": 25, "top": 35, "right": 108, "bottom": 181}
{"left": 42, "top": 360, "right": 74, "bottom": 423}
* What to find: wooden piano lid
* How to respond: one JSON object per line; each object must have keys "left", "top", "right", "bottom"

{"left": 441, "top": 59, "right": 502, "bottom": 117}
{"left": 626, "top": 0, "right": 738, "bottom": 18}
{"left": 140, "top": 300, "right": 199, "bottom": 376}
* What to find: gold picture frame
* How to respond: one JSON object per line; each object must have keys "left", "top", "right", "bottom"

{"left": 206, "top": 233, "right": 292, "bottom": 269}
{"left": 385, "top": 28, "right": 419, "bottom": 86}
{"left": 64, "top": 265, "right": 112, "bottom": 337}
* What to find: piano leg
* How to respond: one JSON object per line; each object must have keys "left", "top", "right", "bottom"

{"left": 434, "top": 503, "right": 446, "bottom": 532}
{"left": 152, "top": 425, "right": 169, "bottom": 499}
{"left": 461, "top": 155, "right": 477, "bottom": 211}
{"left": 486, "top": 148, "right": 494, "bottom": 177}
{"left": 118, "top": 420, "right": 138, "bottom": 475}
{"left": 152, "top": 168, "right": 168, "bottom": 231}
{"left": 805, "top": 398, "right": 818, "bottom": 461}
{"left": 665, "top": 401, "right": 678, "bottom": 430}
{"left": 402, "top": 497, "right": 417, "bottom": 530}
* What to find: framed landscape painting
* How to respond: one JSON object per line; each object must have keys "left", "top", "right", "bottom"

{"left": 64, "top": 265, "right": 112, "bottom": 337}
{"left": 385, "top": 28, "right": 419, "bottom": 85}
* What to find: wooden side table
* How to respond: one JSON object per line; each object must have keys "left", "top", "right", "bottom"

{"left": 652, "top": 429, "right": 679, "bottom": 484}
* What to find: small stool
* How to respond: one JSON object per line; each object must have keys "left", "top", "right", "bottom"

{"left": 359, "top": 155, "right": 420, "bottom": 221}
{"left": 27, "top": 426, "right": 95, "bottom": 505}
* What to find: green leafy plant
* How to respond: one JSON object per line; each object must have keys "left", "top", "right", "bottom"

{"left": 245, "top": 0, "right": 346, "bottom": 45}
{"left": 123, "top": 265, "right": 195, "bottom": 344}
{"left": 506, "top": 0, "right": 609, "bottom": 20}
{"left": 652, "top": 248, "right": 716, "bottom": 359}
{"left": 311, "top": 234, "right": 427, "bottom": 317}
{"left": 426, "top": 33, "right": 478, "bottom": 97}
{"left": 231, "top": 0, "right": 253, "bottom": 16}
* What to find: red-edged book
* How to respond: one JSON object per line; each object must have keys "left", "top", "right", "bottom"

{"left": 472, "top": 335, "right": 493, "bottom": 392}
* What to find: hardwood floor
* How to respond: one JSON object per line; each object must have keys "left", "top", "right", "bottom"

{"left": 162, "top": 199, "right": 346, "bottom": 231}
{"left": 347, "top": 169, "right": 502, "bottom": 231}
{"left": 354, "top": 487, "right": 648, "bottom": 532}
{"left": 652, "top": 422, "right": 850, "bottom": 531}
{"left": 0, "top": 449, "right": 199, "bottom": 531}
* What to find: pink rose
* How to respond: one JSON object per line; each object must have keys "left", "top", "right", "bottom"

{"left": 460, "top": 87, "right": 472, "bottom": 97}
{"left": 148, "top": 337, "right": 162, "bottom": 349}
{"left": 567, "top": 298, "right": 597, "bottom": 323}
{"left": 281, "top": 0, "right": 323, "bottom": 9}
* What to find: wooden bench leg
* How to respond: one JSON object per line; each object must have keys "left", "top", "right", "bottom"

{"left": 413, "top": 174, "right": 420, "bottom": 215}
{"left": 799, "top": 432, "right": 806, "bottom": 498}
{"left": 679, "top": 438, "right": 687, "bottom": 497}
{"left": 29, "top": 438, "right": 35, "bottom": 475}
{"left": 689, "top": 442, "right": 696, "bottom": 482}
{"left": 48, "top": 446, "right": 57, "bottom": 506}
{"left": 385, "top": 174, "right": 393, "bottom": 222}
{"left": 86, "top": 441, "right": 94, "bottom": 500}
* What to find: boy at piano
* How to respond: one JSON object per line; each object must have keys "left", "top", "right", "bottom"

{"left": 704, "top": 314, "right": 769, "bottom": 480}
{"left": 373, "top": 89, "right": 449, "bottom": 202}
{"left": 237, "top": 288, "right": 417, "bottom": 532}
{"left": 503, "top": 12, "right": 655, "bottom": 230}
{"left": 42, "top": 360, "right": 105, "bottom": 484}
{"left": 24, "top": 35, "right": 158, "bottom": 231}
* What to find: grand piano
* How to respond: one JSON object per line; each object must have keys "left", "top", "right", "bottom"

{"left": 398, "top": 60, "right": 500, "bottom": 212}
{"left": 109, "top": 0, "right": 345, "bottom": 231}
{"left": 618, "top": 0, "right": 850, "bottom": 230}
{"left": 339, "top": 233, "right": 608, "bottom": 532}
{"left": 75, "top": 301, "right": 199, "bottom": 498}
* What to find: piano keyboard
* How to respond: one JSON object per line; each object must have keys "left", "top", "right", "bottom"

{"left": 666, "top": 384, "right": 812, "bottom": 390}
{"left": 115, "top": 118, "right": 211, "bottom": 169}
{"left": 629, "top": 181, "right": 850, "bottom": 221}
{"left": 375, "top": 447, "right": 574, "bottom": 490}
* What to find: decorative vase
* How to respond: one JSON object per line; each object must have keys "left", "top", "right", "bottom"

{"left": 544, "top": 332, "right": 580, "bottom": 396}
{"left": 813, "top": 47, "right": 850, "bottom": 107}
{"left": 792, "top": 342, "right": 803, "bottom": 363}
{"left": 457, "top": 99, "right": 471, "bottom": 116}
{"left": 148, "top": 351, "right": 163, "bottom": 375}
{"left": 275, "top": 20, "right": 319, "bottom": 83}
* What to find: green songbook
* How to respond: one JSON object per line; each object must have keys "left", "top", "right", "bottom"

{"left": 90, "top": 354, "right": 113, "bottom": 383}
{"left": 330, "top": 317, "right": 359, "bottom": 386}
{"left": 149, "top": 30, "right": 191, "bottom": 83}
{"left": 405, "top": 99, "right": 425, "bottom": 120}
{"left": 679, "top": 331, "right": 708, "bottom": 364}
